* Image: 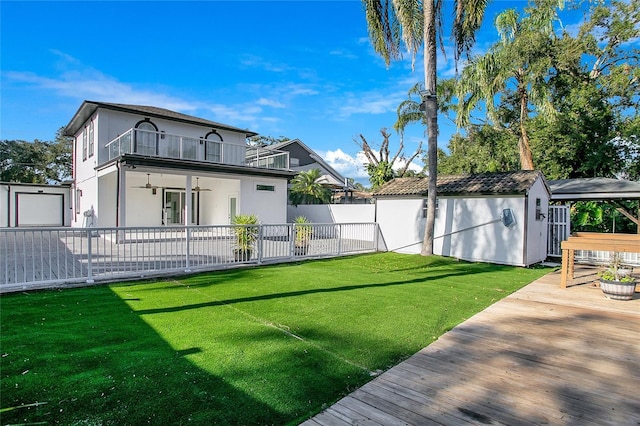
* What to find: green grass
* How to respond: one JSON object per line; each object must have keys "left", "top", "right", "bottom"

{"left": 0, "top": 252, "right": 550, "bottom": 425}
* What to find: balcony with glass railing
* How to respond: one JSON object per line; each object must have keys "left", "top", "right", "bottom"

{"left": 105, "top": 128, "right": 289, "bottom": 170}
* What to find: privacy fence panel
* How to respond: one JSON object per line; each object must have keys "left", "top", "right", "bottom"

{"left": 1, "top": 223, "right": 379, "bottom": 293}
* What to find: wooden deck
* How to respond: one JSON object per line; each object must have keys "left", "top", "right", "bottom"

{"left": 302, "top": 266, "right": 640, "bottom": 425}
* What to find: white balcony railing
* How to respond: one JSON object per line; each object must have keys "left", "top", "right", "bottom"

{"left": 105, "top": 128, "right": 289, "bottom": 170}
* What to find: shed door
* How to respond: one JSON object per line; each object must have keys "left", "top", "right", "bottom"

{"left": 16, "top": 193, "right": 64, "bottom": 227}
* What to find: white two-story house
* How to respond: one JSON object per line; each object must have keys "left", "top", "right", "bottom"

{"left": 65, "top": 101, "right": 296, "bottom": 228}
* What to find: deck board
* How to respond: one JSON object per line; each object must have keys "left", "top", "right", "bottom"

{"left": 301, "top": 267, "right": 640, "bottom": 425}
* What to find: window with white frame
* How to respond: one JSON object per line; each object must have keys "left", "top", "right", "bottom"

{"left": 204, "top": 130, "right": 223, "bottom": 162}
{"left": 134, "top": 119, "right": 158, "bottom": 156}
{"left": 88, "top": 120, "right": 94, "bottom": 158}
{"left": 82, "top": 127, "right": 87, "bottom": 161}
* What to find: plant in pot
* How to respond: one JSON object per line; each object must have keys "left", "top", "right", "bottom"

{"left": 598, "top": 252, "right": 636, "bottom": 301}
{"left": 232, "top": 214, "right": 259, "bottom": 262}
{"left": 293, "top": 216, "right": 312, "bottom": 256}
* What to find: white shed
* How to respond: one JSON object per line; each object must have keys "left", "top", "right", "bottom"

{"left": 374, "top": 170, "right": 550, "bottom": 267}
{"left": 0, "top": 182, "right": 72, "bottom": 227}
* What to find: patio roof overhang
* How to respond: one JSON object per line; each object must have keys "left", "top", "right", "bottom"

{"left": 99, "top": 154, "right": 298, "bottom": 180}
{"left": 548, "top": 178, "right": 640, "bottom": 201}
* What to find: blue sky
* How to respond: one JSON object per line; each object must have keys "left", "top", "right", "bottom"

{"left": 1, "top": 0, "right": 585, "bottom": 184}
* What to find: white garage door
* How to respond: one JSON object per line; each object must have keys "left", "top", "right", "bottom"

{"left": 16, "top": 193, "right": 64, "bottom": 226}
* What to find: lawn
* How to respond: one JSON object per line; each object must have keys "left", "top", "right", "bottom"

{"left": 1, "top": 252, "right": 550, "bottom": 425}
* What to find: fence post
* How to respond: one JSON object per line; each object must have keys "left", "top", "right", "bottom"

{"left": 257, "top": 224, "right": 263, "bottom": 264}
{"left": 374, "top": 223, "right": 380, "bottom": 252}
{"left": 290, "top": 223, "right": 295, "bottom": 257}
{"left": 185, "top": 225, "right": 191, "bottom": 272}
{"left": 337, "top": 224, "right": 342, "bottom": 255}
{"left": 86, "top": 229, "right": 94, "bottom": 284}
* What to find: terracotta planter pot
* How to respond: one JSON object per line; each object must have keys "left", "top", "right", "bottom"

{"left": 599, "top": 279, "right": 637, "bottom": 301}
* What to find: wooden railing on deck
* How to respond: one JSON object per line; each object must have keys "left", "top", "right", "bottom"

{"left": 560, "top": 232, "right": 640, "bottom": 288}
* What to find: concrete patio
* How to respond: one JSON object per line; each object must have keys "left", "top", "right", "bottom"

{"left": 302, "top": 266, "right": 639, "bottom": 425}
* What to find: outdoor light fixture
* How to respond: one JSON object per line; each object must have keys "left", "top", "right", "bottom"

{"left": 418, "top": 87, "right": 437, "bottom": 111}
{"left": 419, "top": 88, "right": 436, "bottom": 99}
{"left": 500, "top": 208, "right": 516, "bottom": 228}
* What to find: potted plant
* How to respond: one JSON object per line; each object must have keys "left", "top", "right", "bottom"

{"left": 598, "top": 252, "right": 636, "bottom": 300}
{"left": 293, "top": 216, "right": 312, "bottom": 256}
{"left": 232, "top": 214, "right": 259, "bottom": 261}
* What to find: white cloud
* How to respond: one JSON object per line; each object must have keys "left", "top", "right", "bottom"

{"left": 5, "top": 70, "right": 199, "bottom": 113}
{"left": 329, "top": 49, "right": 358, "bottom": 60}
{"left": 322, "top": 148, "right": 369, "bottom": 179}
{"left": 3, "top": 51, "right": 298, "bottom": 131}
{"left": 256, "top": 98, "right": 285, "bottom": 108}
{"left": 336, "top": 90, "right": 405, "bottom": 117}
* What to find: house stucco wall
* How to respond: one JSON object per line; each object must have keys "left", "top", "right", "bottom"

{"left": 240, "top": 177, "right": 288, "bottom": 224}
{"left": 287, "top": 204, "right": 376, "bottom": 224}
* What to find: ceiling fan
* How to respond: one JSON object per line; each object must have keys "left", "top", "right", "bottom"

{"left": 193, "top": 177, "right": 211, "bottom": 192}
{"left": 133, "top": 174, "right": 160, "bottom": 191}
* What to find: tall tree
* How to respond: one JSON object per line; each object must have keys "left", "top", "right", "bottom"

{"left": 454, "top": 0, "right": 564, "bottom": 170}
{"left": 289, "top": 169, "right": 332, "bottom": 206}
{"left": 438, "top": 125, "right": 519, "bottom": 175}
{"left": 0, "top": 127, "right": 72, "bottom": 183}
{"left": 356, "top": 128, "right": 423, "bottom": 189}
{"left": 362, "top": 0, "right": 488, "bottom": 255}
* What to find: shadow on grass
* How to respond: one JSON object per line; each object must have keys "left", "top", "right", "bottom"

{"left": 0, "top": 286, "right": 289, "bottom": 425}
{"left": 132, "top": 265, "right": 500, "bottom": 316}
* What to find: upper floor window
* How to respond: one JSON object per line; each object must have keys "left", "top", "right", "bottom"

{"left": 134, "top": 119, "right": 158, "bottom": 156}
{"left": 204, "top": 130, "right": 223, "bottom": 162}
{"left": 82, "top": 127, "right": 88, "bottom": 161}
{"left": 88, "top": 120, "right": 95, "bottom": 158}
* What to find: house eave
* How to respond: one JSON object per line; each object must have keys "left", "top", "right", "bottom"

{"left": 65, "top": 101, "right": 259, "bottom": 137}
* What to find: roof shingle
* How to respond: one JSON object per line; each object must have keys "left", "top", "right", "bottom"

{"left": 374, "top": 170, "right": 545, "bottom": 197}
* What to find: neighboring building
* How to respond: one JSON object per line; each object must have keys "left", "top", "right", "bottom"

{"left": 374, "top": 170, "right": 550, "bottom": 267}
{"left": 0, "top": 182, "right": 72, "bottom": 227}
{"left": 269, "top": 139, "right": 356, "bottom": 200}
{"left": 64, "top": 101, "right": 296, "bottom": 228}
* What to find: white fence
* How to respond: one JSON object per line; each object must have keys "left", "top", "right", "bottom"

{"left": 0, "top": 223, "right": 379, "bottom": 293}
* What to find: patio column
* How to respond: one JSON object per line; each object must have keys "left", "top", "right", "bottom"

{"left": 185, "top": 175, "right": 192, "bottom": 225}
{"left": 118, "top": 165, "right": 127, "bottom": 228}
{"left": 185, "top": 175, "right": 192, "bottom": 272}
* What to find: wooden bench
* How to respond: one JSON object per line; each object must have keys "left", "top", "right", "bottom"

{"left": 560, "top": 233, "right": 640, "bottom": 288}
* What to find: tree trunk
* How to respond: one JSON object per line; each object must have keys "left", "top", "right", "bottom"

{"left": 518, "top": 74, "right": 535, "bottom": 170}
{"left": 421, "top": 0, "right": 438, "bottom": 257}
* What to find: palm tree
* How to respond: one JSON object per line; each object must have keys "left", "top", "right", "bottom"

{"left": 455, "top": 0, "right": 563, "bottom": 170}
{"left": 362, "top": 0, "right": 488, "bottom": 255}
{"left": 289, "top": 169, "right": 332, "bottom": 206}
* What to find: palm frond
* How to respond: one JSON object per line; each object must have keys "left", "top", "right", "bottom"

{"left": 362, "top": 0, "right": 402, "bottom": 66}
{"left": 452, "top": 0, "right": 489, "bottom": 67}
{"left": 392, "top": 0, "right": 423, "bottom": 69}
